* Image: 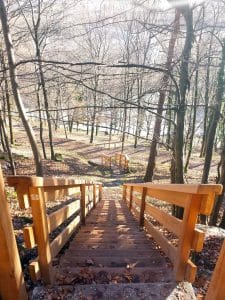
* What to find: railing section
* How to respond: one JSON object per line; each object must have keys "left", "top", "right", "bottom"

{"left": 123, "top": 183, "right": 222, "bottom": 283}
{"left": 7, "top": 176, "right": 103, "bottom": 284}
{"left": 102, "top": 152, "right": 129, "bottom": 171}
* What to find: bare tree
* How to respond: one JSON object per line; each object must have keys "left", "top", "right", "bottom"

{"left": 0, "top": 0, "right": 43, "bottom": 176}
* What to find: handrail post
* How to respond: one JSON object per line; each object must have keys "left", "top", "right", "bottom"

{"left": 80, "top": 184, "right": 86, "bottom": 224}
{"left": 139, "top": 187, "right": 147, "bottom": 227}
{"left": 29, "top": 186, "right": 54, "bottom": 284}
{"left": 129, "top": 186, "right": 133, "bottom": 210}
{"left": 0, "top": 167, "right": 28, "bottom": 300}
{"left": 175, "top": 194, "right": 201, "bottom": 282}
{"left": 123, "top": 185, "right": 127, "bottom": 202}
{"left": 99, "top": 184, "right": 103, "bottom": 202}
{"left": 93, "top": 184, "right": 96, "bottom": 208}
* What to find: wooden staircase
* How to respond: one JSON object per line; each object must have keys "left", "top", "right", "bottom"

{"left": 53, "top": 188, "right": 195, "bottom": 299}
{"left": 4, "top": 175, "right": 223, "bottom": 300}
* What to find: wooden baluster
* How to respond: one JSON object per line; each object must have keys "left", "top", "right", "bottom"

{"left": 129, "top": 186, "right": 133, "bottom": 210}
{"left": 123, "top": 185, "right": 127, "bottom": 202}
{"left": 29, "top": 186, "right": 54, "bottom": 284}
{"left": 0, "top": 167, "right": 28, "bottom": 300}
{"left": 99, "top": 184, "right": 103, "bottom": 202}
{"left": 139, "top": 187, "right": 147, "bottom": 227}
{"left": 93, "top": 184, "right": 96, "bottom": 208}
{"left": 80, "top": 184, "right": 86, "bottom": 224}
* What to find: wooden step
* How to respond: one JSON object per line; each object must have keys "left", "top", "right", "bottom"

{"left": 43, "top": 282, "right": 195, "bottom": 300}
{"left": 64, "top": 249, "right": 159, "bottom": 257}
{"left": 74, "top": 233, "right": 147, "bottom": 239}
{"left": 60, "top": 256, "right": 165, "bottom": 268}
{"left": 69, "top": 243, "right": 155, "bottom": 250}
{"left": 72, "top": 237, "right": 152, "bottom": 243}
{"left": 55, "top": 267, "right": 174, "bottom": 285}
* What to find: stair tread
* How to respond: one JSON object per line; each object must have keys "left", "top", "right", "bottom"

{"left": 48, "top": 282, "right": 195, "bottom": 300}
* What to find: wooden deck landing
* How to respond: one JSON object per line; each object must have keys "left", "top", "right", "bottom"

{"left": 55, "top": 189, "right": 174, "bottom": 287}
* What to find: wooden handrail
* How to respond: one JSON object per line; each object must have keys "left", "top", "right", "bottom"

{"left": 7, "top": 175, "right": 103, "bottom": 284}
{"left": 124, "top": 182, "right": 222, "bottom": 194}
{"left": 123, "top": 183, "right": 222, "bottom": 283}
{"left": 7, "top": 175, "right": 86, "bottom": 188}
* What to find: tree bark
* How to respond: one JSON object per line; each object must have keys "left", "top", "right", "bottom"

{"left": 144, "top": 10, "right": 180, "bottom": 182}
{"left": 0, "top": 0, "right": 43, "bottom": 176}
{"left": 210, "top": 139, "right": 225, "bottom": 226}
{"left": 174, "top": 6, "right": 193, "bottom": 185}
{"left": 1, "top": 53, "right": 14, "bottom": 145}
{"left": 202, "top": 39, "right": 225, "bottom": 184}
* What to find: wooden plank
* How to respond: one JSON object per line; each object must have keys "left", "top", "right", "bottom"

{"left": 133, "top": 186, "right": 143, "bottom": 194}
{"left": 44, "top": 187, "right": 80, "bottom": 202}
{"left": 192, "top": 229, "right": 204, "bottom": 252}
{"left": 47, "top": 200, "right": 80, "bottom": 233}
{"left": 206, "top": 238, "right": 225, "bottom": 300}
{"left": 185, "top": 259, "right": 197, "bottom": 283}
{"left": 29, "top": 259, "right": 41, "bottom": 282}
{"left": 50, "top": 215, "right": 80, "bottom": 258}
{"left": 124, "top": 183, "right": 222, "bottom": 195}
{"left": 200, "top": 193, "right": 217, "bottom": 215}
{"left": 7, "top": 176, "right": 84, "bottom": 188}
{"left": 23, "top": 225, "right": 36, "bottom": 249}
{"left": 146, "top": 188, "right": 191, "bottom": 208}
{"left": 0, "top": 167, "right": 28, "bottom": 300}
{"left": 144, "top": 219, "right": 177, "bottom": 265}
{"left": 145, "top": 203, "right": 182, "bottom": 237}
{"left": 29, "top": 186, "right": 54, "bottom": 284}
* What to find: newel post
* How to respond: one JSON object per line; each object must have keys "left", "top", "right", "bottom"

{"left": 29, "top": 186, "right": 53, "bottom": 284}
{"left": 0, "top": 168, "right": 28, "bottom": 300}
{"left": 139, "top": 187, "right": 147, "bottom": 227}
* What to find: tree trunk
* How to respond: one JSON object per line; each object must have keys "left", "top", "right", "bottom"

{"left": 184, "top": 38, "right": 201, "bottom": 172}
{"left": 144, "top": 10, "right": 180, "bottom": 182}
{"left": 0, "top": 122, "right": 7, "bottom": 152}
{"left": 210, "top": 139, "right": 225, "bottom": 226}
{"left": 200, "top": 39, "right": 225, "bottom": 224}
{"left": 200, "top": 32, "right": 213, "bottom": 158}
{"left": 0, "top": 0, "right": 43, "bottom": 176}
{"left": 37, "top": 49, "right": 55, "bottom": 160}
{"left": 1, "top": 54, "right": 14, "bottom": 145}
{"left": 174, "top": 6, "right": 193, "bottom": 185}
{"left": 0, "top": 113, "right": 16, "bottom": 175}
{"left": 37, "top": 88, "right": 47, "bottom": 159}
{"left": 202, "top": 39, "right": 225, "bottom": 184}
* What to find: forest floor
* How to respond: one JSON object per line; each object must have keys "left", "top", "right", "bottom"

{"left": 2, "top": 125, "right": 224, "bottom": 299}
